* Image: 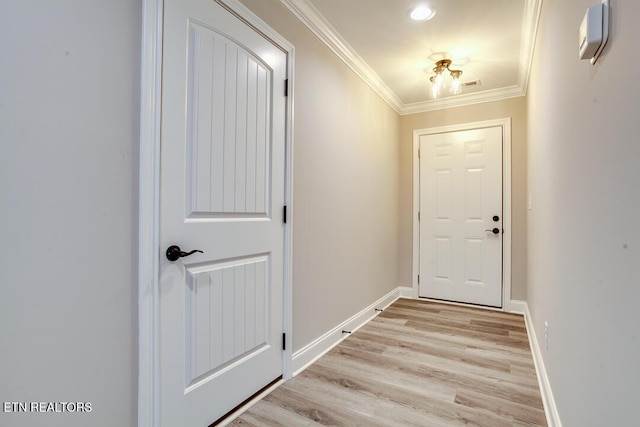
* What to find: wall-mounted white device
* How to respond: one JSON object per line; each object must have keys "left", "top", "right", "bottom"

{"left": 579, "top": 0, "right": 610, "bottom": 64}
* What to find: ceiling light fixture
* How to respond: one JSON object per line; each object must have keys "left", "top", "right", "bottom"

{"left": 409, "top": 4, "right": 436, "bottom": 21}
{"left": 428, "top": 59, "right": 463, "bottom": 99}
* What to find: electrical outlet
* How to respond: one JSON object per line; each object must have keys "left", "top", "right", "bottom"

{"left": 544, "top": 321, "right": 549, "bottom": 350}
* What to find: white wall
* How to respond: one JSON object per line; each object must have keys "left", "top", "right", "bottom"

{"left": 0, "top": 1, "right": 140, "bottom": 426}
{"left": 238, "top": 0, "right": 401, "bottom": 352}
{"left": 527, "top": 0, "right": 640, "bottom": 425}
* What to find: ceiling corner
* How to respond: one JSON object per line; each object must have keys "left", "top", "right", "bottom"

{"left": 517, "top": 0, "right": 544, "bottom": 96}
{"left": 278, "top": 0, "right": 403, "bottom": 113}
{"left": 279, "top": 0, "right": 543, "bottom": 115}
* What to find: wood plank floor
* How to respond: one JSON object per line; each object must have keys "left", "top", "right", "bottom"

{"left": 229, "top": 298, "right": 546, "bottom": 426}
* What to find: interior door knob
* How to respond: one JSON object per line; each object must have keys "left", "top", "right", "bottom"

{"left": 166, "top": 245, "right": 203, "bottom": 262}
{"left": 485, "top": 228, "right": 500, "bottom": 235}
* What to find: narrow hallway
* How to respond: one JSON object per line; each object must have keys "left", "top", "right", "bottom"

{"left": 232, "top": 299, "right": 545, "bottom": 426}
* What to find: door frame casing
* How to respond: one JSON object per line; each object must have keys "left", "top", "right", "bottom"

{"left": 411, "top": 118, "right": 513, "bottom": 310}
{"left": 138, "top": 1, "right": 295, "bottom": 426}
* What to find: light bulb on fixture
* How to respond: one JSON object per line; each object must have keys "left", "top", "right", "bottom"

{"left": 429, "top": 76, "right": 440, "bottom": 99}
{"left": 427, "top": 59, "right": 464, "bottom": 99}
{"left": 433, "top": 70, "right": 444, "bottom": 86}
{"left": 450, "top": 70, "right": 462, "bottom": 95}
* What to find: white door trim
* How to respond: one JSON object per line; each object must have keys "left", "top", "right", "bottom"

{"left": 411, "top": 118, "right": 513, "bottom": 310}
{"left": 138, "top": 1, "right": 295, "bottom": 426}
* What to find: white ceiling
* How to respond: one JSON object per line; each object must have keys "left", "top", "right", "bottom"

{"left": 278, "top": 0, "right": 542, "bottom": 114}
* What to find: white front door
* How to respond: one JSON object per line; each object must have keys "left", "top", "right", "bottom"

{"left": 419, "top": 126, "right": 503, "bottom": 307}
{"left": 158, "top": 0, "right": 287, "bottom": 425}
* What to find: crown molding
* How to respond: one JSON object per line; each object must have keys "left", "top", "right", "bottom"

{"left": 279, "top": 0, "right": 543, "bottom": 115}
{"left": 278, "top": 0, "right": 403, "bottom": 114}
{"left": 400, "top": 86, "right": 526, "bottom": 115}
{"left": 518, "top": 0, "right": 544, "bottom": 91}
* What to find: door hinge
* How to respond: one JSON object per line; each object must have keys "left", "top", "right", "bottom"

{"left": 418, "top": 211, "right": 420, "bottom": 221}
{"left": 283, "top": 205, "right": 287, "bottom": 224}
{"left": 418, "top": 148, "right": 421, "bottom": 158}
{"left": 284, "top": 79, "right": 289, "bottom": 97}
{"left": 282, "top": 333, "right": 286, "bottom": 351}
{"left": 418, "top": 274, "right": 420, "bottom": 284}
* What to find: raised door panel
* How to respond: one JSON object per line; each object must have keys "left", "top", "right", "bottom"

{"left": 185, "top": 256, "right": 269, "bottom": 390}
{"left": 186, "top": 22, "right": 271, "bottom": 219}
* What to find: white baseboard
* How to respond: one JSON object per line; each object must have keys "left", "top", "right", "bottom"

{"left": 398, "top": 286, "right": 414, "bottom": 298}
{"left": 523, "top": 302, "right": 562, "bottom": 427}
{"left": 290, "top": 287, "right": 401, "bottom": 376}
{"left": 507, "top": 299, "right": 527, "bottom": 314}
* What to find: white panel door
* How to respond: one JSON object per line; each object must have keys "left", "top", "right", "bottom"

{"left": 159, "top": 0, "right": 287, "bottom": 425}
{"left": 419, "top": 127, "right": 503, "bottom": 307}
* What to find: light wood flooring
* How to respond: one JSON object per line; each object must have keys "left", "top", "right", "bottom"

{"left": 229, "top": 298, "right": 547, "bottom": 426}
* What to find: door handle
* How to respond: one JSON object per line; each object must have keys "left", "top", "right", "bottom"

{"left": 485, "top": 228, "right": 500, "bottom": 235}
{"left": 166, "top": 245, "right": 203, "bottom": 262}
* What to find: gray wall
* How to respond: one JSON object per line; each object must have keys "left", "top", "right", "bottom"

{"left": 0, "top": 1, "right": 140, "bottom": 427}
{"left": 1, "top": 2, "right": 401, "bottom": 426}
{"left": 239, "top": 0, "right": 401, "bottom": 352}
{"left": 527, "top": 0, "right": 640, "bottom": 425}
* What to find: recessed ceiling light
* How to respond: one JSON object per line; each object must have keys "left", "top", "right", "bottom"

{"left": 409, "top": 4, "right": 436, "bottom": 21}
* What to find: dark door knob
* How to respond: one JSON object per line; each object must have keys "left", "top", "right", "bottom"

{"left": 166, "top": 245, "right": 203, "bottom": 262}
{"left": 485, "top": 228, "right": 500, "bottom": 235}
{"left": 492, "top": 215, "right": 500, "bottom": 222}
